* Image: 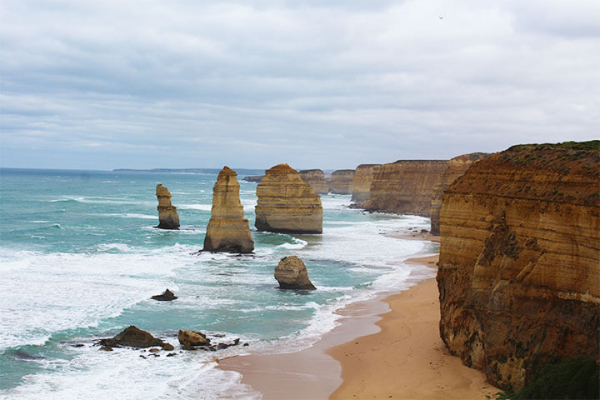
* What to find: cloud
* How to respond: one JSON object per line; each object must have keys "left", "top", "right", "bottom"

{"left": 1, "top": 0, "right": 598, "bottom": 170}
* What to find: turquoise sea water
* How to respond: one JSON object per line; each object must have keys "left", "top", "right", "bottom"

{"left": 0, "top": 168, "right": 437, "bottom": 399}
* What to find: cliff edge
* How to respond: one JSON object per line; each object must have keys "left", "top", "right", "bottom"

{"left": 437, "top": 141, "right": 600, "bottom": 392}
{"left": 430, "top": 153, "right": 488, "bottom": 235}
{"left": 363, "top": 160, "right": 448, "bottom": 216}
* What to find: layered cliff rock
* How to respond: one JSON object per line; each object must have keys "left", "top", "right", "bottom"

{"left": 299, "top": 169, "right": 329, "bottom": 194}
{"left": 156, "top": 184, "right": 180, "bottom": 229}
{"left": 351, "top": 164, "right": 380, "bottom": 203}
{"left": 437, "top": 142, "right": 600, "bottom": 392}
{"left": 430, "top": 153, "right": 489, "bottom": 235}
{"left": 255, "top": 164, "right": 323, "bottom": 234}
{"left": 329, "top": 170, "right": 355, "bottom": 194}
{"left": 203, "top": 167, "right": 254, "bottom": 253}
{"left": 363, "top": 160, "right": 448, "bottom": 216}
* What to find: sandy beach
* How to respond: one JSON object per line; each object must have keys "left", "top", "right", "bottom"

{"left": 220, "top": 250, "right": 497, "bottom": 400}
{"left": 329, "top": 255, "right": 497, "bottom": 399}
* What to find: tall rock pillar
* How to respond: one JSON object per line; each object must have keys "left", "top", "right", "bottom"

{"left": 204, "top": 167, "right": 254, "bottom": 253}
{"left": 156, "top": 184, "right": 180, "bottom": 229}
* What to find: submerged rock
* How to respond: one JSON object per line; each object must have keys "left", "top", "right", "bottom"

{"left": 151, "top": 289, "right": 178, "bottom": 301}
{"left": 203, "top": 167, "right": 254, "bottom": 253}
{"left": 274, "top": 256, "right": 316, "bottom": 290}
{"left": 255, "top": 164, "right": 323, "bottom": 234}
{"left": 156, "top": 184, "right": 180, "bottom": 229}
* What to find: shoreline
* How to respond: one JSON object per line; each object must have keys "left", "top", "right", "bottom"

{"left": 328, "top": 254, "right": 498, "bottom": 399}
{"left": 219, "top": 233, "right": 497, "bottom": 399}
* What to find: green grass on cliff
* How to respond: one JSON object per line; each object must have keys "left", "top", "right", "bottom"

{"left": 508, "top": 140, "right": 600, "bottom": 152}
{"left": 492, "top": 358, "right": 600, "bottom": 400}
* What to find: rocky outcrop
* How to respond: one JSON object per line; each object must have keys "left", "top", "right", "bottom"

{"left": 437, "top": 142, "right": 600, "bottom": 392}
{"left": 363, "top": 160, "right": 448, "bottom": 216}
{"left": 430, "top": 153, "right": 489, "bottom": 235}
{"left": 351, "top": 164, "right": 380, "bottom": 203}
{"left": 243, "top": 175, "right": 263, "bottom": 183}
{"left": 329, "top": 170, "right": 355, "bottom": 194}
{"left": 255, "top": 164, "right": 323, "bottom": 234}
{"left": 204, "top": 167, "right": 254, "bottom": 253}
{"left": 151, "top": 289, "right": 177, "bottom": 301}
{"left": 98, "top": 326, "right": 172, "bottom": 349}
{"left": 178, "top": 330, "right": 210, "bottom": 348}
{"left": 300, "top": 169, "right": 329, "bottom": 194}
{"left": 156, "top": 184, "right": 180, "bottom": 229}
{"left": 275, "top": 256, "right": 316, "bottom": 290}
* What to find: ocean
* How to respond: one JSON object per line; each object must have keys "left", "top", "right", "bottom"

{"left": 0, "top": 168, "right": 437, "bottom": 399}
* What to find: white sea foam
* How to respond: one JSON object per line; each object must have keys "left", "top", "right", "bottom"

{"left": 4, "top": 346, "right": 261, "bottom": 400}
{"left": 0, "top": 247, "right": 187, "bottom": 353}
{"left": 178, "top": 204, "right": 211, "bottom": 211}
{"left": 277, "top": 238, "right": 307, "bottom": 250}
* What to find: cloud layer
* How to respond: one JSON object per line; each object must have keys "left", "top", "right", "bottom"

{"left": 1, "top": 0, "right": 599, "bottom": 169}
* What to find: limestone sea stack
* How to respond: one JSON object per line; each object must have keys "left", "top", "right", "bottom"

{"left": 351, "top": 164, "right": 380, "bottom": 203}
{"left": 299, "top": 169, "right": 329, "bottom": 194}
{"left": 430, "top": 153, "right": 488, "bottom": 235}
{"left": 156, "top": 184, "right": 180, "bottom": 229}
{"left": 274, "top": 256, "right": 316, "bottom": 290}
{"left": 437, "top": 141, "right": 600, "bottom": 392}
{"left": 363, "top": 160, "right": 448, "bottom": 216}
{"left": 329, "top": 169, "right": 355, "bottom": 194}
{"left": 255, "top": 164, "right": 323, "bottom": 234}
{"left": 203, "top": 167, "right": 254, "bottom": 253}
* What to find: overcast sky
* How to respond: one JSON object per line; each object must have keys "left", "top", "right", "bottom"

{"left": 1, "top": 0, "right": 599, "bottom": 170}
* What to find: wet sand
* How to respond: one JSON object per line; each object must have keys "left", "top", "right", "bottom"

{"left": 219, "top": 253, "right": 496, "bottom": 399}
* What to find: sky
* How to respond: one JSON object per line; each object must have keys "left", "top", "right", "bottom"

{"left": 1, "top": 0, "right": 599, "bottom": 171}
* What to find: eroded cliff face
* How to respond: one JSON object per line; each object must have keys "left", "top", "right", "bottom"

{"left": 363, "top": 160, "right": 448, "bottom": 216}
{"left": 156, "top": 184, "right": 180, "bottom": 229}
{"left": 437, "top": 142, "right": 600, "bottom": 392}
{"left": 430, "top": 153, "right": 488, "bottom": 235}
{"left": 351, "top": 164, "right": 380, "bottom": 203}
{"left": 300, "top": 169, "right": 329, "bottom": 194}
{"left": 204, "top": 167, "right": 254, "bottom": 253}
{"left": 255, "top": 164, "right": 323, "bottom": 234}
{"left": 329, "top": 170, "right": 355, "bottom": 194}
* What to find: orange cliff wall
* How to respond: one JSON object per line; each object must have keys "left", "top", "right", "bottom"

{"left": 363, "top": 160, "right": 448, "bottom": 216}
{"left": 329, "top": 170, "right": 355, "bottom": 194}
{"left": 436, "top": 142, "right": 600, "bottom": 392}
{"left": 299, "top": 169, "right": 329, "bottom": 194}
{"left": 430, "top": 153, "right": 489, "bottom": 235}
{"left": 351, "top": 164, "right": 380, "bottom": 203}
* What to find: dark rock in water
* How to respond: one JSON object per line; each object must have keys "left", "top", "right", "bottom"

{"left": 98, "top": 325, "right": 173, "bottom": 350}
{"left": 167, "top": 352, "right": 177, "bottom": 357}
{"left": 71, "top": 343, "right": 85, "bottom": 348}
{"left": 162, "top": 343, "right": 175, "bottom": 351}
{"left": 13, "top": 350, "right": 45, "bottom": 361}
{"left": 151, "top": 289, "right": 178, "bottom": 301}
{"left": 178, "top": 330, "right": 210, "bottom": 349}
{"left": 100, "top": 346, "right": 113, "bottom": 352}
{"left": 274, "top": 256, "right": 316, "bottom": 290}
